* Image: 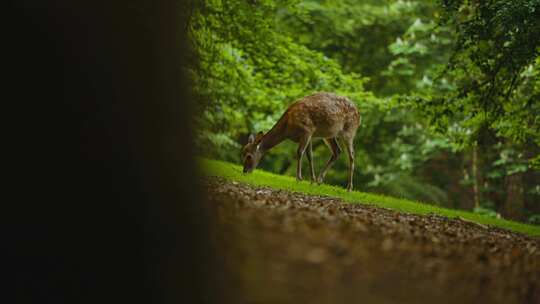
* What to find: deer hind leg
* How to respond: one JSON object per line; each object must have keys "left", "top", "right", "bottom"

{"left": 305, "top": 139, "right": 316, "bottom": 182}
{"left": 342, "top": 135, "right": 355, "bottom": 191}
{"left": 296, "top": 134, "right": 312, "bottom": 181}
{"left": 317, "top": 137, "right": 341, "bottom": 184}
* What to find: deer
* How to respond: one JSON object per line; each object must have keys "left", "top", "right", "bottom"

{"left": 241, "top": 92, "right": 361, "bottom": 191}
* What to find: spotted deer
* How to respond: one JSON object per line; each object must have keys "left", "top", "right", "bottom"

{"left": 241, "top": 92, "right": 361, "bottom": 191}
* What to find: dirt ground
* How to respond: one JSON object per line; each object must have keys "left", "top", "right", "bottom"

{"left": 204, "top": 177, "right": 540, "bottom": 304}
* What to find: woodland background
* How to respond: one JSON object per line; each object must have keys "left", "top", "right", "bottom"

{"left": 189, "top": 0, "right": 540, "bottom": 224}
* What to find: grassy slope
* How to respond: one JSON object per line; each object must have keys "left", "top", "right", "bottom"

{"left": 200, "top": 158, "right": 540, "bottom": 237}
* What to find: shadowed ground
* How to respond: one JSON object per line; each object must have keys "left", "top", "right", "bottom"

{"left": 205, "top": 177, "right": 540, "bottom": 304}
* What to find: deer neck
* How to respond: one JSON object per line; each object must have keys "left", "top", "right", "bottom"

{"left": 260, "top": 115, "right": 288, "bottom": 151}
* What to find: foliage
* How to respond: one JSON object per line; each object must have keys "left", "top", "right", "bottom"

{"left": 416, "top": 0, "right": 540, "bottom": 157}
{"left": 277, "top": 0, "right": 434, "bottom": 94}
{"left": 529, "top": 214, "right": 540, "bottom": 225}
{"left": 473, "top": 207, "right": 501, "bottom": 219}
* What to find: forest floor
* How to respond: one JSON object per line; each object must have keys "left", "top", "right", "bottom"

{"left": 204, "top": 177, "right": 540, "bottom": 304}
{"left": 201, "top": 158, "right": 540, "bottom": 236}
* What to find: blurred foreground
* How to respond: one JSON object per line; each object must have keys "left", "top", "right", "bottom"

{"left": 205, "top": 177, "right": 540, "bottom": 304}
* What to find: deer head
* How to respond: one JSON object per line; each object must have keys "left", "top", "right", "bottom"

{"left": 241, "top": 131, "right": 265, "bottom": 173}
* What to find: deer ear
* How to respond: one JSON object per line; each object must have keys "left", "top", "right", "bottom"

{"left": 247, "top": 134, "right": 255, "bottom": 144}
{"left": 255, "top": 131, "right": 264, "bottom": 142}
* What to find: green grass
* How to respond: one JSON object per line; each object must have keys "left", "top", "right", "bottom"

{"left": 200, "top": 158, "right": 540, "bottom": 237}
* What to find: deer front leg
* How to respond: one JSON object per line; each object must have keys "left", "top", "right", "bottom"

{"left": 296, "top": 135, "right": 311, "bottom": 181}
{"left": 305, "top": 140, "right": 316, "bottom": 182}
{"left": 343, "top": 137, "right": 355, "bottom": 191}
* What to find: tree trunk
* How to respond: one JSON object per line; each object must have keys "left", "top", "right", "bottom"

{"left": 472, "top": 145, "right": 482, "bottom": 210}
{"left": 501, "top": 173, "right": 524, "bottom": 221}
{"left": 460, "top": 150, "right": 475, "bottom": 210}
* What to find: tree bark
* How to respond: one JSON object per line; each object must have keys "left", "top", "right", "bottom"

{"left": 501, "top": 173, "right": 524, "bottom": 221}
{"left": 472, "top": 145, "right": 481, "bottom": 210}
